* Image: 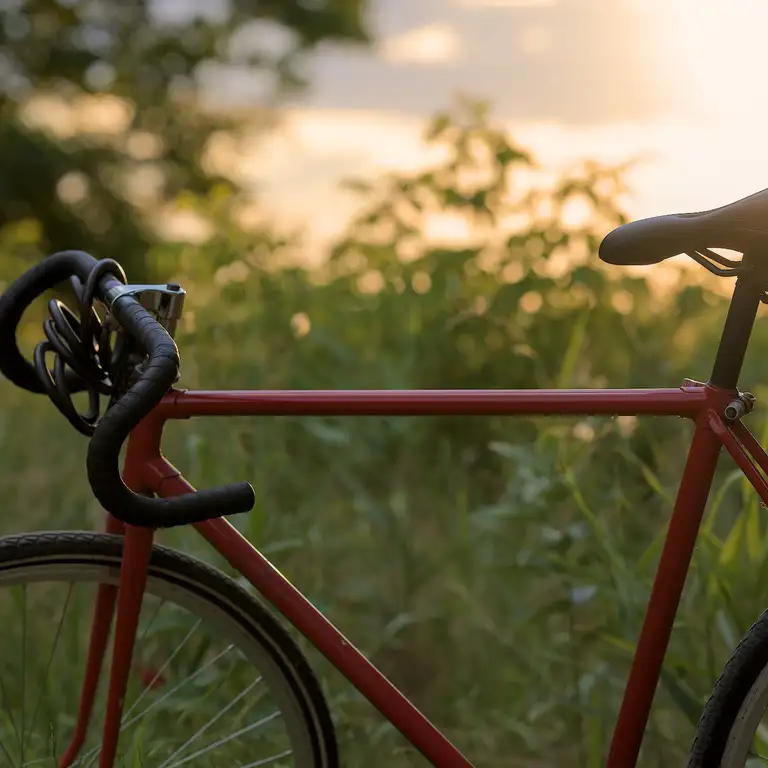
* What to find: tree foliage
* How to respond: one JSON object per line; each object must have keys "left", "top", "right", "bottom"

{"left": 0, "top": 0, "right": 368, "bottom": 275}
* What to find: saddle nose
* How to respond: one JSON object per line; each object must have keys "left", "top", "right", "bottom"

{"left": 599, "top": 187, "right": 768, "bottom": 266}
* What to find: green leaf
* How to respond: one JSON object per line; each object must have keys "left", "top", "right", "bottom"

{"left": 425, "top": 112, "right": 452, "bottom": 141}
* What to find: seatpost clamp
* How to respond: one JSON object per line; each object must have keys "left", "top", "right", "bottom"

{"left": 724, "top": 391, "right": 756, "bottom": 423}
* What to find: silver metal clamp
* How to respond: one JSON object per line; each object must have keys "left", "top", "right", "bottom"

{"left": 105, "top": 282, "right": 186, "bottom": 339}
{"left": 724, "top": 391, "right": 756, "bottom": 423}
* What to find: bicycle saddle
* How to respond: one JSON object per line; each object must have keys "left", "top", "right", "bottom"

{"left": 599, "top": 187, "right": 768, "bottom": 266}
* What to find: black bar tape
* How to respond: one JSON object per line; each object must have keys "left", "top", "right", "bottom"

{"left": 0, "top": 251, "right": 120, "bottom": 392}
{"left": 86, "top": 294, "right": 255, "bottom": 527}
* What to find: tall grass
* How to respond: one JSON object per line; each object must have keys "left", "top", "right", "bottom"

{"left": 3, "top": 102, "right": 768, "bottom": 765}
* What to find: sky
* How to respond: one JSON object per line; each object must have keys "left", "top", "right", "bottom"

{"left": 203, "top": 0, "right": 768, "bottom": 250}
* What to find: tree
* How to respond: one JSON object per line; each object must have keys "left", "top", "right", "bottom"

{"left": 0, "top": 0, "right": 368, "bottom": 277}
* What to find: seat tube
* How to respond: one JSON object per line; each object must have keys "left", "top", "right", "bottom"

{"left": 710, "top": 255, "right": 767, "bottom": 389}
{"left": 607, "top": 415, "right": 722, "bottom": 767}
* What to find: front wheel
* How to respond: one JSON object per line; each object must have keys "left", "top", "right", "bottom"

{"left": 689, "top": 608, "right": 768, "bottom": 766}
{"left": 0, "top": 531, "right": 338, "bottom": 767}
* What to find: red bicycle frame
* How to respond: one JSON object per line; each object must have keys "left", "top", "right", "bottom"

{"left": 67, "top": 377, "right": 768, "bottom": 768}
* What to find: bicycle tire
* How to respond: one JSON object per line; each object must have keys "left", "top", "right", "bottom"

{"left": 689, "top": 607, "right": 768, "bottom": 767}
{"left": 0, "top": 530, "right": 338, "bottom": 767}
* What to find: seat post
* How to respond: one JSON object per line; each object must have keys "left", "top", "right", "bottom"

{"left": 709, "top": 253, "right": 768, "bottom": 390}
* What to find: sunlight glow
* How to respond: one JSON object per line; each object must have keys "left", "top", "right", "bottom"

{"left": 649, "top": 0, "right": 768, "bottom": 118}
{"left": 379, "top": 24, "right": 462, "bottom": 65}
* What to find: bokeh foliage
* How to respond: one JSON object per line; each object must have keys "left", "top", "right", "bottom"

{"left": 0, "top": 0, "right": 367, "bottom": 276}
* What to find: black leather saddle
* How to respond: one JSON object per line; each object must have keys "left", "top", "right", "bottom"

{"left": 599, "top": 187, "right": 768, "bottom": 268}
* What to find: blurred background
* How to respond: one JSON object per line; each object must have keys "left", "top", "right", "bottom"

{"left": 3, "top": 0, "right": 768, "bottom": 765}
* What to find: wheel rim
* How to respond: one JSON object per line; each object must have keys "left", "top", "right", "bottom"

{"left": 0, "top": 555, "right": 320, "bottom": 767}
{"left": 722, "top": 662, "right": 768, "bottom": 766}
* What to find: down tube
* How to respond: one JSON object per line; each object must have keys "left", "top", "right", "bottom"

{"left": 156, "top": 473, "right": 474, "bottom": 768}
{"left": 607, "top": 415, "right": 723, "bottom": 767}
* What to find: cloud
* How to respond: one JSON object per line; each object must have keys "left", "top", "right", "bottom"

{"left": 379, "top": 23, "right": 462, "bottom": 65}
{"left": 298, "top": 0, "right": 685, "bottom": 124}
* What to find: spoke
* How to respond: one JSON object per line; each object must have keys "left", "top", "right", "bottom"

{"left": 20, "top": 756, "right": 56, "bottom": 766}
{"left": 157, "top": 677, "right": 263, "bottom": 768}
{"left": 20, "top": 582, "right": 27, "bottom": 764}
{"left": 163, "top": 710, "right": 283, "bottom": 768}
{"left": 240, "top": 749, "right": 294, "bottom": 768}
{"left": 0, "top": 674, "right": 21, "bottom": 760}
{"left": 72, "top": 644, "right": 235, "bottom": 768}
{"left": 138, "top": 598, "right": 166, "bottom": 644}
{"left": 24, "top": 582, "right": 74, "bottom": 748}
{"left": 121, "top": 643, "right": 234, "bottom": 730}
{"left": 50, "top": 720, "right": 58, "bottom": 767}
{"left": 121, "top": 617, "right": 204, "bottom": 722}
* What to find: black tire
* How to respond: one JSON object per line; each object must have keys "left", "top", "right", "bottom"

{"left": 0, "top": 530, "right": 338, "bottom": 767}
{"left": 689, "top": 608, "right": 768, "bottom": 767}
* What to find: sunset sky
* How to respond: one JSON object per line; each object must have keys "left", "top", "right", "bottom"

{"left": 203, "top": 0, "right": 768, "bottom": 249}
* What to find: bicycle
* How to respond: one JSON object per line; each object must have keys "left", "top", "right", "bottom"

{"left": 2, "top": 189, "right": 768, "bottom": 767}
